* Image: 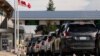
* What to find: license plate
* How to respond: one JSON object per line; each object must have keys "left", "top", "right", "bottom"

{"left": 79, "top": 37, "right": 87, "bottom": 40}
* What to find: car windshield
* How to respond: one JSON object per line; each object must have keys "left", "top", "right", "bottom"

{"left": 68, "top": 24, "right": 97, "bottom": 32}
{"left": 30, "top": 37, "right": 38, "bottom": 43}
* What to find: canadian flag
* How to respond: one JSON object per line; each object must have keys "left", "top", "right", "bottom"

{"left": 18, "top": 0, "right": 31, "bottom": 8}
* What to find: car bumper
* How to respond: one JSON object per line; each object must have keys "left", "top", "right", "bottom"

{"left": 70, "top": 41, "right": 95, "bottom": 50}
{"left": 61, "top": 38, "right": 95, "bottom": 52}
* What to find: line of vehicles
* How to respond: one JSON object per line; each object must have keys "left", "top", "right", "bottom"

{"left": 25, "top": 21, "right": 100, "bottom": 56}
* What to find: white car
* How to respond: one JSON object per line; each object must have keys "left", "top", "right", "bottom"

{"left": 52, "top": 37, "right": 61, "bottom": 53}
{"left": 44, "top": 36, "right": 55, "bottom": 52}
{"left": 33, "top": 41, "right": 42, "bottom": 53}
{"left": 33, "top": 35, "right": 48, "bottom": 53}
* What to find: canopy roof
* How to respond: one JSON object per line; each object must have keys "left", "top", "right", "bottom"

{"left": 12, "top": 11, "right": 100, "bottom": 20}
{"left": 0, "top": 0, "right": 14, "bottom": 19}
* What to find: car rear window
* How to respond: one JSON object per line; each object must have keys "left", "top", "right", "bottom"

{"left": 30, "top": 37, "right": 39, "bottom": 43}
{"left": 68, "top": 24, "right": 97, "bottom": 32}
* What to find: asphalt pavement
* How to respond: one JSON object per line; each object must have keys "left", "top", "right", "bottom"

{"left": 0, "top": 51, "right": 17, "bottom": 56}
{"left": 0, "top": 51, "right": 95, "bottom": 56}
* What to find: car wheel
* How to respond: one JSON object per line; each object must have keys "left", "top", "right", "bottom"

{"left": 39, "top": 50, "right": 45, "bottom": 56}
{"left": 66, "top": 54, "right": 73, "bottom": 56}
{"left": 34, "top": 52, "right": 38, "bottom": 56}
{"left": 46, "top": 50, "right": 52, "bottom": 56}
{"left": 61, "top": 54, "right": 73, "bottom": 56}
{"left": 95, "top": 47, "right": 99, "bottom": 56}
{"left": 95, "top": 34, "right": 100, "bottom": 56}
{"left": 61, "top": 52, "right": 73, "bottom": 56}
{"left": 61, "top": 53, "right": 66, "bottom": 56}
{"left": 66, "top": 53, "right": 73, "bottom": 56}
{"left": 53, "top": 53, "right": 59, "bottom": 56}
{"left": 76, "top": 53, "right": 84, "bottom": 56}
{"left": 85, "top": 53, "right": 90, "bottom": 56}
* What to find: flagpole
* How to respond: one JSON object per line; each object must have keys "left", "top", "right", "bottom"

{"left": 14, "top": 0, "right": 17, "bottom": 53}
{"left": 15, "top": 0, "right": 31, "bottom": 55}
{"left": 17, "top": 1, "right": 20, "bottom": 56}
{"left": 16, "top": 0, "right": 20, "bottom": 56}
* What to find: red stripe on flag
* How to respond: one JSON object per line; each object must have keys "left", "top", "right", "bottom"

{"left": 18, "top": 0, "right": 20, "bottom": 4}
{"left": 21, "top": 1, "right": 26, "bottom": 6}
{"left": 27, "top": 3, "right": 31, "bottom": 8}
{"left": 18, "top": 0, "right": 31, "bottom": 9}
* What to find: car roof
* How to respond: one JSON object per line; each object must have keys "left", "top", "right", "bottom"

{"left": 33, "top": 35, "right": 42, "bottom": 37}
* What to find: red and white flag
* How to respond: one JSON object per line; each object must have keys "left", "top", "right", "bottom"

{"left": 18, "top": 0, "right": 31, "bottom": 9}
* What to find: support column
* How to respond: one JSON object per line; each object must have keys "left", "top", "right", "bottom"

{"left": 0, "top": 33, "right": 1, "bottom": 51}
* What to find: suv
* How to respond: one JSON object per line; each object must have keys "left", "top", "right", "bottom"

{"left": 56, "top": 23, "right": 69, "bottom": 36}
{"left": 60, "top": 22, "right": 98, "bottom": 56}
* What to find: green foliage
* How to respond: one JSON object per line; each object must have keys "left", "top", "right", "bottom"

{"left": 94, "top": 20, "right": 100, "bottom": 29}
{"left": 46, "top": 0, "right": 57, "bottom": 32}
{"left": 47, "top": 0, "right": 55, "bottom": 11}
{"left": 95, "top": 20, "right": 100, "bottom": 25}
{"left": 48, "top": 25, "right": 57, "bottom": 31}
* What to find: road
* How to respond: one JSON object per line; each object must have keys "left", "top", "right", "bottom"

{"left": 0, "top": 51, "right": 17, "bottom": 56}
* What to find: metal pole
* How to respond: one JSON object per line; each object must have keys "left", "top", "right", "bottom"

{"left": 16, "top": 1, "right": 20, "bottom": 55}
{"left": 14, "top": 0, "right": 17, "bottom": 53}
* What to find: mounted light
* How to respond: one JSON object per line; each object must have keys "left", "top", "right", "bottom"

{"left": 7, "top": 8, "right": 10, "bottom": 11}
{"left": 1, "top": 3, "right": 5, "bottom": 6}
{"left": 63, "top": 31, "right": 70, "bottom": 37}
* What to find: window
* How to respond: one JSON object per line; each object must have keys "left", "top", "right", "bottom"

{"left": 25, "top": 20, "right": 39, "bottom": 25}
{"left": 68, "top": 24, "right": 97, "bottom": 32}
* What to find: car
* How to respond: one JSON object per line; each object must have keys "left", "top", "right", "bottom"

{"left": 38, "top": 35, "right": 49, "bottom": 56}
{"left": 33, "top": 35, "right": 46, "bottom": 56}
{"left": 56, "top": 23, "right": 69, "bottom": 36}
{"left": 26, "top": 35, "right": 43, "bottom": 56}
{"left": 51, "top": 36, "right": 61, "bottom": 56}
{"left": 60, "top": 22, "right": 98, "bottom": 56}
{"left": 43, "top": 35, "right": 55, "bottom": 56}
{"left": 26, "top": 36, "right": 39, "bottom": 56}
{"left": 31, "top": 35, "right": 50, "bottom": 56}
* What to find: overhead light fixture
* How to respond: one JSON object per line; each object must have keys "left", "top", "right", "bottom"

{"left": 1, "top": 3, "right": 5, "bottom": 6}
{"left": 7, "top": 8, "right": 10, "bottom": 11}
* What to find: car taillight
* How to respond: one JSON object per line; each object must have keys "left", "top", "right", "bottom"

{"left": 42, "top": 42, "right": 44, "bottom": 45}
{"left": 64, "top": 32, "right": 69, "bottom": 36}
{"left": 48, "top": 38, "right": 52, "bottom": 42}
{"left": 36, "top": 45, "right": 39, "bottom": 48}
{"left": 48, "top": 36, "right": 52, "bottom": 42}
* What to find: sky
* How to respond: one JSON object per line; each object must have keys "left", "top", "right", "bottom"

{"left": 6, "top": 0, "right": 100, "bottom": 11}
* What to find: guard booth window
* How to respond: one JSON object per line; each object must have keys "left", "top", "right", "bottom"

{"left": 25, "top": 20, "right": 39, "bottom": 25}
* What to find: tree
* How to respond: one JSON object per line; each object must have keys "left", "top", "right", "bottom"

{"left": 35, "top": 25, "right": 49, "bottom": 35}
{"left": 47, "top": 0, "right": 55, "bottom": 11}
{"left": 46, "top": 0, "right": 57, "bottom": 32}
{"left": 94, "top": 20, "right": 100, "bottom": 29}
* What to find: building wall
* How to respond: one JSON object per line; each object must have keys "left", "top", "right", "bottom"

{"left": 0, "top": 33, "right": 13, "bottom": 51}
{"left": 19, "top": 20, "right": 25, "bottom": 25}
{"left": 0, "top": 34, "right": 1, "bottom": 51}
{"left": 0, "top": 15, "right": 14, "bottom": 51}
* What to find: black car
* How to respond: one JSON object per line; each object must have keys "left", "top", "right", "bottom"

{"left": 60, "top": 23, "right": 99, "bottom": 56}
